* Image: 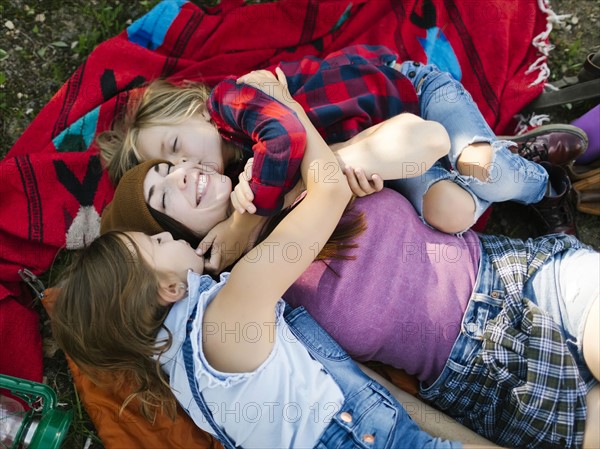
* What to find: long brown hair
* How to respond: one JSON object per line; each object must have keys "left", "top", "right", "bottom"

{"left": 149, "top": 205, "right": 202, "bottom": 248}
{"left": 149, "top": 194, "right": 366, "bottom": 265}
{"left": 51, "top": 232, "right": 177, "bottom": 422}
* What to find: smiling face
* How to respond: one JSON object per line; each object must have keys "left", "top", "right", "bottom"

{"left": 127, "top": 231, "right": 204, "bottom": 283}
{"left": 136, "top": 114, "right": 226, "bottom": 173}
{"left": 143, "top": 161, "right": 232, "bottom": 237}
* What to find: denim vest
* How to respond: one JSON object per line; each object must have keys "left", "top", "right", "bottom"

{"left": 183, "top": 302, "right": 459, "bottom": 449}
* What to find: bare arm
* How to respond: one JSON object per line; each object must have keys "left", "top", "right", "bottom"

{"left": 203, "top": 69, "right": 352, "bottom": 373}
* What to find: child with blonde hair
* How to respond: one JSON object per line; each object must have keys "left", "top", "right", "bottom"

{"left": 98, "top": 46, "right": 565, "bottom": 272}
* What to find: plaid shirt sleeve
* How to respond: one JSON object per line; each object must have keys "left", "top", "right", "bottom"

{"left": 207, "top": 77, "right": 306, "bottom": 216}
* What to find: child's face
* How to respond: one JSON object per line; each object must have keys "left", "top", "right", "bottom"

{"left": 128, "top": 231, "right": 204, "bottom": 281}
{"left": 137, "top": 115, "right": 225, "bottom": 173}
{"left": 144, "top": 161, "right": 232, "bottom": 236}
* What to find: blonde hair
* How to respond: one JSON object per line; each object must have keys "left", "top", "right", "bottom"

{"left": 97, "top": 79, "right": 211, "bottom": 184}
{"left": 51, "top": 231, "right": 176, "bottom": 422}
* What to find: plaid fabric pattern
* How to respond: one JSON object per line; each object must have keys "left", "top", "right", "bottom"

{"left": 207, "top": 45, "right": 419, "bottom": 215}
{"left": 208, "top": 81, "right": 307, "bottom": 216}
{"left": 428, "top": 234, "right": 588, "bottom": 449}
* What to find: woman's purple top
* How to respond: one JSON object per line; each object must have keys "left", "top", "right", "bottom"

{"left": 283, "top": 188, "right": 481, "bottom": 386}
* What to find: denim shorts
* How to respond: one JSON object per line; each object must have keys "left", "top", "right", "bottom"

{"left": 387, "top": 62, "right": 548, "bottom": 233}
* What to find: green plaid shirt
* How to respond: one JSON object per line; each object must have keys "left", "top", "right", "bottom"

{"left": 427, "top": 234, "right": 588, "bottom": 449}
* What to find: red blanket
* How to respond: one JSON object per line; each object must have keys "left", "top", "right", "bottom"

{"left": 0, "top": 0, "right": 552, "bottom": 382}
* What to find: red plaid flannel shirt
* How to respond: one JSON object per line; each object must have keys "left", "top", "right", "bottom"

{"left": 207, "top": 45, "right": 419, "bottom": 216}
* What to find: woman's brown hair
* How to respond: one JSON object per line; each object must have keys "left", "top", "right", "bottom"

{"left": 147, "top": 188, "right": 366, "bottom": 266}
{"left": 51, "top": 231, "right": 176, "bottom": 422}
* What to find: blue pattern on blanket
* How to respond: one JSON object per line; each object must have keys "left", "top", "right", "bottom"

{"left": 418, "top": 27, "right": 462, "bottom": 81}
{"left": 127, "top": 0, "right": 187, "bottom": 50}
{"left": 52, "top": 107, "right": 99, "bottom": 153}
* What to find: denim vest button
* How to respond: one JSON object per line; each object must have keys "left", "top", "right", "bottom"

{"left": 340, "top": 411, "right": 353, "bottom": 423}
{"left": 408, "top": 70, "right": 416, "bottom": 78}
{"left": 466, "top": 322, "right": 478, "bottom": 334}
{"left": 363, "top": 434, "right": 375, "bottom": 444}
{"left": 491, "top": 291, "right": 499, "bottom": 298}
{"left": 413, "top": 61, "right": 421, "bottom": 66}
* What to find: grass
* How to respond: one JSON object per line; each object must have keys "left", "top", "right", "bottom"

{"left": 1, "top": 0, "right": 599, "bottom": 447}
{"left": 0, "top": 0, "right": 160, "bottom": 153}
{"left": 72, "top": 1, "right": 160, "bottom": 58}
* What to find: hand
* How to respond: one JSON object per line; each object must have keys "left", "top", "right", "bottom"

{"left": 196, "top": 217, "right": 246, "bottom": 274}
{"left": 237, "top": 67, "right": 301, "bottom": 114}
{"left": 231, "top": 158, "right": 256, "bottom": 214}
{"left": 343, "top": 166, "right": 383, "bottom": 197}
{"left": 196, "top": 212, "right": 267, "bottom": 275}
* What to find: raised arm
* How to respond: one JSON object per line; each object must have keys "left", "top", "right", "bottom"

{"left": 198, "top": 75, "right": 309, "bottom": 273}
{"left": 203, "top": 69, "right": 352, "bottom": 373}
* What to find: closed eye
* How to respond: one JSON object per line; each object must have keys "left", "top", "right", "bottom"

{"left": 172, "top": 137, "right": 178, "bottom": 154}
{"left": 160, "top": 164, "right": 173, "bottom": 211}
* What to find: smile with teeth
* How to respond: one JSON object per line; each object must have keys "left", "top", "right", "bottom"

{"left": 196, "top": 173, "right": 208, "bottom": 206}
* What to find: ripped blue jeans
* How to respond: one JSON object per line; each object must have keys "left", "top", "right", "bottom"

{"left": 387, "top": 62, "right": 548, "bottom": 233}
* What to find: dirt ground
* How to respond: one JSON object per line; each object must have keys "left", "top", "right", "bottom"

{"left": 1, "top": 1, "right": 599, "bottom": 447}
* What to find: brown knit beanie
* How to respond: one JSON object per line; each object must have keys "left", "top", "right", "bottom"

{"left": 101, "top": 159, "right": 169, "bottom": 235}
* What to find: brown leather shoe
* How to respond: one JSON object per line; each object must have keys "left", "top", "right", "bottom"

{"left": 500, "top": 124, "right": 588, "bottom": 166}
{"left": 529, "top": 162, "right": 578, "bottom": 236}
